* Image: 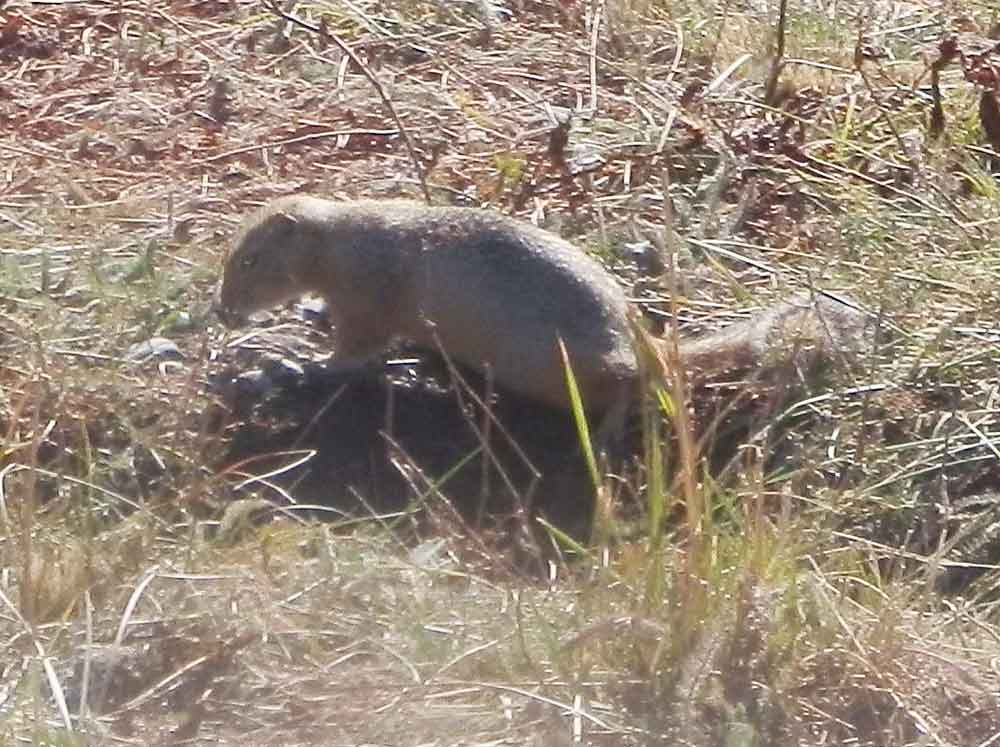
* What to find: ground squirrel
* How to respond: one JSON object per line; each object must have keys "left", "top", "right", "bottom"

{"left": 217, "top": 196, "right": 873, "bottom": 421}
{"left": 216, "top": 195, "right": 639, "bottom": 413}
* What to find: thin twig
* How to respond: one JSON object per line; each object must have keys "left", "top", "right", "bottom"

{"left": 763, "top": 0, "right": 787, "bottom": 105}
{"left": 587, "top": 0, "right": 604, "bottom": 113}
{"left": 267, "top": 1, "right": 432, "bottom": 203}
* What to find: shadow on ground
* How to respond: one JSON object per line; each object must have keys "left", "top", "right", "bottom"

{"left": 211, "top": 299, "right": 1000, "bottom": 592}
{"left": 220, "top": 352, "right": 605, "bottom": 538}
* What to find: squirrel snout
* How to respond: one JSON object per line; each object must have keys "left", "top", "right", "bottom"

{"left": 212, "top": 287, "right": 245, "bottom": 328}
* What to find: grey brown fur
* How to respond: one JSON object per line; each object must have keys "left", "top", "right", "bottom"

{"left": 217, "top": 195, "right": 638, "bottom": 412}
{"left": 218, "top": 196, "right": 874, "bottom": 417}
{"left": 677, "top": 292, "right": 873, "bottom": 378}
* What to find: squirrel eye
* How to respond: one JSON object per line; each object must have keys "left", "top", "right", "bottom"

{"left": 240, "top": 255, "right": 258, "bottom": 270}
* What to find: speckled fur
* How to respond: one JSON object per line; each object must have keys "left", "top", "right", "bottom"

{"left": 678, "top": 293, "right": 872, "bottom": 378}
{"left": 218, "top": 195, "right": 638, "bottom": 412}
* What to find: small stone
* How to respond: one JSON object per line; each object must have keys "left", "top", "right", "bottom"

{"left": 126, "top": 337, "right": 183, "bottom": 362}
{"left": 298, "top": 297, "right": 329, "bottom": 323}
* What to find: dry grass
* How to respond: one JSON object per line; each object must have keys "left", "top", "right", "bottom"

{"left": 2, "top": 0, "right": 1000, "bottom": 744}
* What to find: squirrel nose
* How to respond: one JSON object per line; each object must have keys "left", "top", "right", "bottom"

{"left": 212, "top": 287, "right": 244, "bottom": 328}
